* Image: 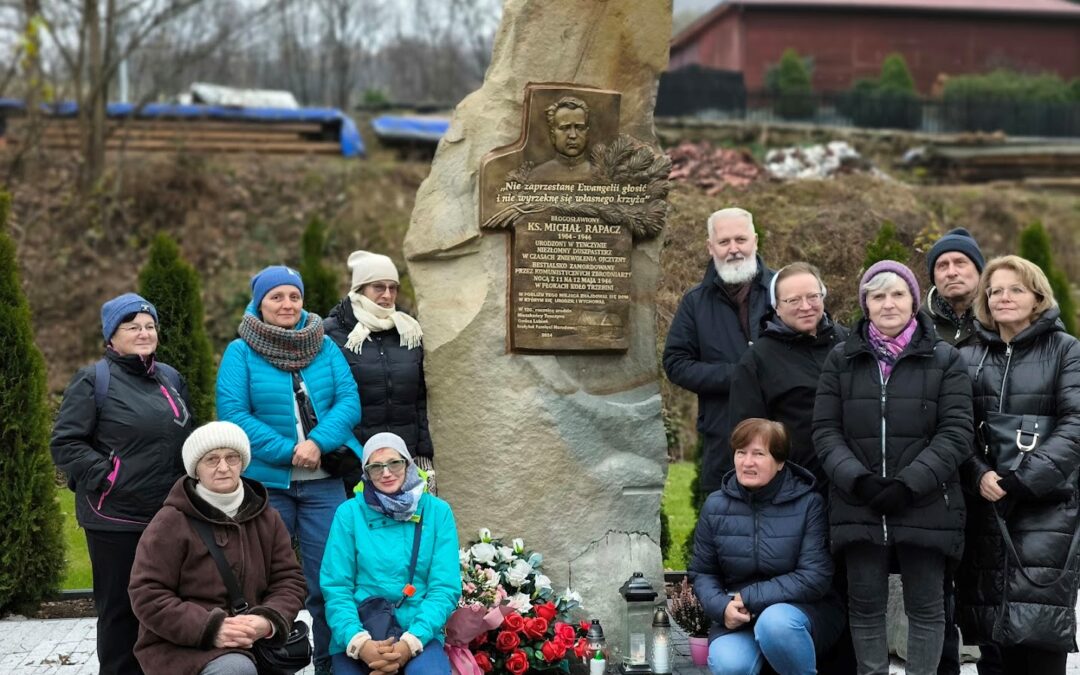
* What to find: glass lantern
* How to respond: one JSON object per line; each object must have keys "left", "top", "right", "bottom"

{"left": 619, "top": 572, "right": 658, "bottom": 674}
{"left": 651, "top": 607, "right": 671, "bottom": 674}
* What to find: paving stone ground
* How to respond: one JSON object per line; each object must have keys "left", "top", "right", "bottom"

{"left": 3, "top": 608, "right": 1080, "bottom": 674}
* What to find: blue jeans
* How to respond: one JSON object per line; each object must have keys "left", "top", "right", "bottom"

{"left": 268, "top": 477, "right": 345, "bottom": 668}
{"left": 330, "top": 641, "right": 451, "bottom": 674}
{"left": 708, "top": 603, "right": 817, "bottom": 675}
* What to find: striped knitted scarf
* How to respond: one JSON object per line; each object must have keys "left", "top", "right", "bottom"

{"left": 238, "top": 312, "right": 325, "bottom": 371}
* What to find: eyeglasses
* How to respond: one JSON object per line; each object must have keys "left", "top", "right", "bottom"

{"left": 118, "top": 323, "right": 157, "bottom": 334}
{"left": 199, "top": 453, "right": 243, "bottom": 468}
{"left": 778, "top": 293, "right": 824, "bottom": 308}
{"left": 987, "top": 286, "right": 1031, "bottom": 300}
{"left": 368, "top": 283, "right": 400, "bottom": 295}
{"left": 365, "top": 459, "right": 408, "bottom": 477}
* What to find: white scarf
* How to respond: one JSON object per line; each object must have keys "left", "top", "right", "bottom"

{"left": 195, "top": 482, "right": 245, "bottom": 518}
{"left": 344, "top": 292, "right": 423, "bottom": 354}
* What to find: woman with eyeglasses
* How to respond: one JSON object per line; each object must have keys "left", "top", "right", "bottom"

{"left": 216, "top": 266, "right": 362, "bottom": 675}
{"left": 128, "top": 422, "right": 306, "bottom": 675}
{"left": 51, "top": 292, "right": 195, "bottom": 675}
{"left": 321, "top": 433, "right": 460, "bottom": 674}
{"left": 812, "top": 261, "right": 973, "bottom": 675}
{"left": 955, "top": 255, "right": 1080, "bottom": 675}
{"left": 730, "top": 262, "right": 847, "bottom": 487}
{"left": 324, "top": 251, "right": 434, "bottom": 496}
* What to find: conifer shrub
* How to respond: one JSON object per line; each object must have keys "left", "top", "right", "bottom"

{"left": 1019, "top": 221, "right": 1076, "bottom": 335}
{"left": 863, "top": 220, "right": 911, "bottom": 271}
{"left": 0, "top": 191, "right": 65, "bottom": 612}
{"left": 299, "top": 216, "right": 340, "bottom": 318}
{"left": 138, "top": 233, "right": 215, "bottom": 422}
{"left": 839, "top": 53, "right": 921, "bottom": 130}
{"left": 771, "top": 49, "right": 814, "bottom": 120}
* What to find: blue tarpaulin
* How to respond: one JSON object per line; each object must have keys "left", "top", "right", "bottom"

{"left": 371, "top": 114, "right": 450, "bottom": 143}
{"left": 0, "top": 99, "right": 364, "bottom": 157}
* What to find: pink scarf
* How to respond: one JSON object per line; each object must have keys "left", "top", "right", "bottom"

{"left": 867, "top": 316, "right": 917, "bottom": 381}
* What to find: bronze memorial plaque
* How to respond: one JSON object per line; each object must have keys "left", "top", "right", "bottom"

{"left": 480, "top": 83, "right": 671, "bottom": 352}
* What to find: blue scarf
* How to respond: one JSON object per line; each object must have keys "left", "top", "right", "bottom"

{"left": 362, "top": 463, "right": 424, "bottom": 522}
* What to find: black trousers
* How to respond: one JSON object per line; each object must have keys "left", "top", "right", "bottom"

{"left": 85, "top": 529, "right": 144, "bottom": 675}
{"left": 938, "top": 569, "right": 961, "bottom": 675}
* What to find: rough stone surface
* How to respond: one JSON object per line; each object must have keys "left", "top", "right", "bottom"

{"left": 404, "top": 0, "right": 672, "bottom": 641}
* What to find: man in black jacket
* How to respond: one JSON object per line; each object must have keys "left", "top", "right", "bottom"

{"left": 663, "top": 207, "right": 775, "bottom": 496}
{"left": 923, "top": 228, "right": 984, "bottom": 348}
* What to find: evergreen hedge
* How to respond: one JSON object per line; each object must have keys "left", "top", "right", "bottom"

{"left": 138, "top": 234, "right": 216, "bottom": 423}
{"left": 771, "top": 49, "right": 814, "bottom": 120}
{"left": 0, "top": 191, "right": 65, "bottom": 612}
{"left": 839, "top": 53, "right": 921, "bottom": 130}
{"left": 1019, "top": 221, "right": 1076, "bottom": 335}
{"left": 299, "top": 216, "right": 340, "bottom": 318}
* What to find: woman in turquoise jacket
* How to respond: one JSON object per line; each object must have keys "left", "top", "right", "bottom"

{"left": 321, "top": 432, "right": 460, "bottom": 674}
{"left": 216, "top": 265, "right": 361, "bottom": 675}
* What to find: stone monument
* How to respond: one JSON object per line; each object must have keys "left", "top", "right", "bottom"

{"left": 404, "top": 0, "right": 673, "bottom": 644}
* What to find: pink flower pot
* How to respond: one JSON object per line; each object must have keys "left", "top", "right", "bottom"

{"left": 689, "top": 636, "right": 709, "bottom": 667}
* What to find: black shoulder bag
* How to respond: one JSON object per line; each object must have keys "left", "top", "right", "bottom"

{"left": 355, "top": 518, "right": 423, "bottom": 641}
{"left": 291, "top": 372, "right": 360, "bottom": 478}
{"left": 188, "top": 517, "right": 312, "bottom": 675}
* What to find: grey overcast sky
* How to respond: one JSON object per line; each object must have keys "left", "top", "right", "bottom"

{"left": 673, "top": 0, "right": 722, "bottom": 16}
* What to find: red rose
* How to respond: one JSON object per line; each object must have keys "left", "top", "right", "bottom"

{"left": 535, "top": 601, "right": 558, "bottom": 622}
{"left": 573, "top": 637, "right": 589, "bottom": 659}
{"left": 554, "top": 621, "right": 576, "bottom": 648}
{"left": 495, "top": 630, "right": 521, "bottom": 652}
{"left": 474, "top": 652, "right": 493, "bottom": 673}
{"left": 505, "top": 649, "right": 530, "bottom": 675}
{"left": 579, "top": 620, "right": 591, "bottom": 633}
{"left": 503, "top": 612, "right": 525, "bottom": 633}
{"left": 541, "top": 638, "right": 567, "bottom": 662}
{"left": 523, "top": 616, "right": 549, "bottom": 640}
{"left": 471, "top": 630, "right": 489, "bottom": 648}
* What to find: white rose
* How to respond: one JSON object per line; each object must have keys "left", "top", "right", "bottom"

{"left": 506, "top": 559, "right": 533, "bottom": 588}
{"left": 470, "top": 542, "right": 498, "bottom": 565}
{"left": 512, "top": 538, "right": 525, "bottom": 554}
{"left": 458, "top": 549, "right": 471, "bottom": 566}
{"left": 498, "top": 546, "right": 515, "bottom": 562}
{"left": 534, "top": 574, "right": 553, "bottom": 591}
{"left": 507, "top": 592, "right": 533, "bottom": 613}
{"left": 478, "top": 528, "right": 492, "bottom": 543}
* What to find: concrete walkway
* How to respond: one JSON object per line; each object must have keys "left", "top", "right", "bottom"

{"left": 3, "top": 608, "right": 1080, "bottom": 674}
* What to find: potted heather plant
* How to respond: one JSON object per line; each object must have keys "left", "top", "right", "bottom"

{"left": 669, "top": 578, "right": 710, "bottom": 666}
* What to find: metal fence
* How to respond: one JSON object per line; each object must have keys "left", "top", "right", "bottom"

{"left": 678, "top": 90, "right": 1080, "bottom": 138}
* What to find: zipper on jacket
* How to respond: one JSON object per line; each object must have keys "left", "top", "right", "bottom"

{"left": 997, "top": 344, "right": 1014, "bottom": 413}
{"left": 752, "top": 502, "right": 760, "bottom": 572}
{"left": 955, "top": 326, "right": 962, "bottom": 341}
{"left": 879, "top": 369, "right": 889, "bottom": 545}
{"left": 942, "top": 483, "right": 950, "bottom": 508}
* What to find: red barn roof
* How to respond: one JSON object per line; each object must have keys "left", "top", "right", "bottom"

{"left": 674, "top": 0, "right": 1080, "bottom": 49}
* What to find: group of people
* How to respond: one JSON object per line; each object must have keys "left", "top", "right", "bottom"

{"left": 668, "top": 208, "right": 1080, "bottom": 675}
{"left": 50, "top": 251, "right": 458, "bottom": 675}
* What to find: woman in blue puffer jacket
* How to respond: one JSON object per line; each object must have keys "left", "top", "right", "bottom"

{"left": 689, "top": 418, "right": 845, "bottom": 675}
{"left": 216, "top": 265, "right": 361, "bottom": 675}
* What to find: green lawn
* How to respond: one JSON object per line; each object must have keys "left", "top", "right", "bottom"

{"left": 56, "top": 486, "right": 93, "bottom": 590}
{"left": 663, "top": 461, "right": 697, "bottom": 571}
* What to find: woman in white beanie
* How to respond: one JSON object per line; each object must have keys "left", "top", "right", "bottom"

{"left": 128, "top": 422, "right": 306, "bottom": 675}
{"left": 321, "top": 433, "right": 460, "bottom": 674}
{"left": 324, "top": 251, "right": 435, "bottom": 496}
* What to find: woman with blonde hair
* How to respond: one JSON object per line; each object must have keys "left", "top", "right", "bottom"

{"left": 957, "top": 255, "right": 1080, "bottom": 675}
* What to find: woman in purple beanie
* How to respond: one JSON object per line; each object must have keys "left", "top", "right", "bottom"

{"left": 813, "top": 261, "right": 974, "bottom": 675}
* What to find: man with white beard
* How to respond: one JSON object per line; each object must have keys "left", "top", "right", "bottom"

{"left": 664, "top": 208, "right": 776, "bottom": 498}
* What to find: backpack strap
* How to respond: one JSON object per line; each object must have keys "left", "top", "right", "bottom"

{"left": 187, "top": 516, "right": 250, "bottom": 614}
{"left": 93, "top": 359, "right": 110, "bottom": 412}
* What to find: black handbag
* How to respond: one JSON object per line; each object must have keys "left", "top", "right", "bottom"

{"left": 291, "top": 372, "right": 360, "bottom": 478}
{"left": 978, "top": 412, "right": 1055, "bottom": 474}
{"left": 356, "top": 519, "right": 422, "bottom": 641}
{"left": 188, "top": 517, "right": 312, "bottom": 675}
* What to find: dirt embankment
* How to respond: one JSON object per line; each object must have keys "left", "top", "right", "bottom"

{"left": 5, "top": 145, "right": 1080, "bottom": 459}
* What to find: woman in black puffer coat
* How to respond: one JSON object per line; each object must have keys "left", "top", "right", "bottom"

{"left": 812, "top": 261, "right": 973, "bottom": 675}
{"left": 956, "top": 255, "right": 1080, "bottom": 675}
{"left": 690, "top": 418, "right": 845, "bottom": 675}
{"left": 324, "top": 250, "right": 433, "bottom": 496}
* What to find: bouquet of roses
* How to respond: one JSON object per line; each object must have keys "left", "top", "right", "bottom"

{"left": 448, "top": 529, "right": 591, "bottom": 674}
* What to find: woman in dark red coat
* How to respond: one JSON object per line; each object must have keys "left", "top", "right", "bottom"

{"left": 129, "top": 422, "right": 306, "bottom": 675}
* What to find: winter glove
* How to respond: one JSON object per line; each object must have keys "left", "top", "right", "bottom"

{"left": 997, "top": 473, "right": 1032, "bottom": 499}
{"left": 854, "top": 475, "right": 891, "bottom": 503}
{"left": 869, "top": 479, "right": 913, "bottom": 516}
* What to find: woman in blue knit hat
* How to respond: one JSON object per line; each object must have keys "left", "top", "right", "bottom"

{"left": 812, "top": 261, "right": 974, "bottom": 675}
{"left": 216, "top": 265, "right": 362, "bottom": 675}
{"left": 51, "top": 292, "right": 195, "bottom": 675}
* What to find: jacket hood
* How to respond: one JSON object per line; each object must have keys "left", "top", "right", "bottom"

{"left": 720, "top": 461, "right": 817, "bottom": 504}
{"left": 843, "top": 311, "right": 936, "bottom": 359}
{"left": 164, "top": 475, "right": 269, "bottom": 524}
{"left": 327, "top": 296, "right": 356, "bottom": 330}
{"left": 244, "top": 299, "right": 311, "bottom": 330}
{"left": 974, "top": 307, "right": 1064, "bottom": 347}
{"left": 762, "top": 313, "right": 840, "bottom": 344}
